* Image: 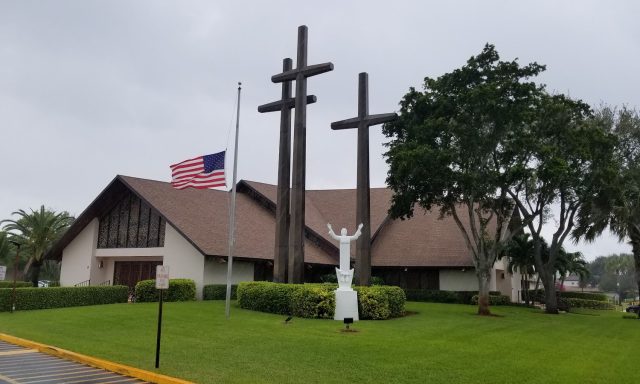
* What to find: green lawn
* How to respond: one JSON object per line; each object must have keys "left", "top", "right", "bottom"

{"left": 0, "top": 301, "right": 636, "bottom": 384}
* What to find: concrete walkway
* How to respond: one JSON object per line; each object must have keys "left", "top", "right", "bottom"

{"left": 0, "top": 341, "right": 146, "bottom": 384}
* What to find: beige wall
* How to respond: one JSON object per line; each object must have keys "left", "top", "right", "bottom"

{"left": 439, "top": 269, "right": 478, "bottom": 291}
{"left": 163, "top": 224, "right": 206, "bottom": 299}
{"left": 60, "top": 218, "right": 259, "bottom": 299}
{"left": 204, "top": 258, "right": 254, "bottom": 285}
{"left": 60, "top": 218, "right": 98, "bottom": 286}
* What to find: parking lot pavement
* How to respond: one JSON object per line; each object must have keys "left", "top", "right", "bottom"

{"left": 0, "top": 341, "right": 146, "bottom": 384}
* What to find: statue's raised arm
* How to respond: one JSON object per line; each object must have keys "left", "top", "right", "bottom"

{"left": 350, "top": 223, "right": 364, "bottom": 240}
{"left": 327, "top": 223, "right": 340, "bottom": 241}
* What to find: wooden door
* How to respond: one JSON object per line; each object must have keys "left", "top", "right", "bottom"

{"left": 113, "top": 261, "right": 162, "bottom": 292}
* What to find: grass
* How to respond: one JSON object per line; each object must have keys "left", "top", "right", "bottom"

{"left": 0, "top": 301, "right": 636, "bottom": 384}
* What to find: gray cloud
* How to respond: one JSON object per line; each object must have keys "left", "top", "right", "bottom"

{"left": 1, "top": 0, "right": 638, "bottom": 260}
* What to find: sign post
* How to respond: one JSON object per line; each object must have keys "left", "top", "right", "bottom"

{"left": 155, "top": 265, "right": 169, "bottom": 369}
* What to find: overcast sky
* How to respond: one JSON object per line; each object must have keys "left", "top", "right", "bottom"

{"left": 1, "top": 0, "right": 638, "bottom": 260}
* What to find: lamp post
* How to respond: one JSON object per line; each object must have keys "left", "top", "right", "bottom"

{"left": 9, "top": 241, "right": 20, "bottom": 313}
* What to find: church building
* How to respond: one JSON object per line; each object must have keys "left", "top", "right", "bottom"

{"left": 49, "top": 175, "right": 521, "bottom": 301}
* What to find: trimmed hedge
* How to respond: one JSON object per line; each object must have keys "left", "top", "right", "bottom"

{"left": 0, "top": 281, "right": 32, "bottom": 288}
{"left": 237, "top": 282, "right": 297, "bottom": 315}
{"left": 526, "top": 290, "right": 609, "bottom": 303}
{"left": 471, "top": 294, "right": 511, "bottom": 306}
{"left": 203, "top": 284, "right": 237, "bottom": 300}
{"left": 562, "top": 298, "right": 615, "bottom": 310}
{"left": 237, "top": 282, "right": 405, "bottom": 320}
{"left": 560, "top": 291, "right": 608, "bottom": 302}
{"left": 135, "top": 279, "right": 196, "bottom": 302}
{"left": 0, "top": 286, "right": 128, "bottom": 312}
{"left": 291, "top": 285, "right": 335, "bottom": 319}
{"left": 405, "top": 289, "right": 502, "bottom": 305}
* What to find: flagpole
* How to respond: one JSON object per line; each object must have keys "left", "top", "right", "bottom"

{"left": 225, "top": 82, "right": 242, "bottom": 319}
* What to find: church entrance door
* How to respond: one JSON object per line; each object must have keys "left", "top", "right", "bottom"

{"left": 113, "top": 261, "right": 162, "bottom": 293}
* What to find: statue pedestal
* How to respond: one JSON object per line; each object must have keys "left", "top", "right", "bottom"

{"left": 334, "top": 289, "right": 359, "bottom": 321}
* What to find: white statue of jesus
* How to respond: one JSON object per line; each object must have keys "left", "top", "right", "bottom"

{"left": 327, "top": 223, "right": 363, "bottom": 290}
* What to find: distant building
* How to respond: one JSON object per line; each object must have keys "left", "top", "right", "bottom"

{"left": 49, "top": 176, "right": 522, "bottom": 301}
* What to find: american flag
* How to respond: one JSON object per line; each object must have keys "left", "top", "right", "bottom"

{"left": 170, "top": 151, "right": 226, "bottom": 190}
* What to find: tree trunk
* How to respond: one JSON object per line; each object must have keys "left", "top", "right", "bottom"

{"left": 476, "top": 267, "right": 491, "bottom": 316}
{"left": 30, "top": 262, "right": 42, "bottom": 287}
{"left": 541, "top": 269, "right": 559, "bottom": 314}
{"left": 524, "top": 274, "right": 530, "bottom": 306}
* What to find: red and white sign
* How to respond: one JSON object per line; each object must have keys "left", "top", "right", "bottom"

{"left": 156, "top": 265, "right": 170, "bottom": 289}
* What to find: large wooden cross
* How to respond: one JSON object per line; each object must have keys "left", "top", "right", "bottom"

{"left": 272, "top": 25, "right": 333, "bottom": 283}
{"left": 331, "top": 72, "right": 397, "bottom": 286}
{"left": 258, "top": 58, "right": 316, "bottom": 283}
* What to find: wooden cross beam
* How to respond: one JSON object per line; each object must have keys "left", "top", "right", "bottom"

{"left": 270, "top": 25, "right": 333, "bottom": 284}
{"left": 257, "top": 58, "right": 317, "bottom": 283}
{"left": 331, "top": 72, "right": 398, "bottom": 286}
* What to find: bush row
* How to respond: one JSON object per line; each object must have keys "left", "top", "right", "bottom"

{"left": 561, "top": 298, "right": 616, "bottom": 310}
{"left": 0, "top": 281, "right": 32, "bottom": 288}
{"left": 319, "top": 275, "right": 385, "bottom": 286}
{"left": 135, "top": 279, "right": 196, "bottom": 302}
{"left": 203, "top": 284, "right": 237, "bottom": 300}
{"left": 0, "top": 286, "right": 128, "bottom": 312}
{"left": 524, "top": 289, "right": 609, "bottom": 303}
{"left": 404, "top": 289, "right": 502, "bottom": 305}
{"left": 237, "top": 282, "right": 405, "bottom": 320}
{"left": 471, "top": 294, "right": 511, "bottom": 306}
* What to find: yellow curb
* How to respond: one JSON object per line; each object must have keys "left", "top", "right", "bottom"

{"left": 0, "top": 333, "right": 194, "bottom": 384}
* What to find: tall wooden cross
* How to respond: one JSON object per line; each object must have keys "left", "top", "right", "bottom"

{"left": 331, "top": 72, "right": 397, "bottom": 286}
{"left": 272, "top": 25, "right": 333, "bottom": 283}
{"left": 258, "top": 58, "right": 317, "bottom": 283}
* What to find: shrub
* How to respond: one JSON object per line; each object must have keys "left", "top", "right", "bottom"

{"left": 237, "top": 282, "right": 297, "bottom": 315}
{"left": 320, "top": 274, "right": 337, "bottom": 283}
{"left": 560, "top": 291, "right": 608, "bottom": 302}
{"left": 291, "top": 285, "right": 335, "bottom": 319}
{"left": 0, "top": 281, "right": 32, "bottom": 288}
{"left": 527, "top": 290, "right": 609, "bottom": 303}
{"left": 135, "top": 279, "right": 196, "bottom": 302}
{"left": 405, "top": 289, "right": 502, "bottom": 305}
{"left": 237, "top": 282, "right": 406, "bottom": 319}
{"left": 0, "top": 286, "right": 128, "bottom": 312}
{"left": 370, "top": 286, "right": 405, "bottom": 317}
{"left": 203, "top": 284, "right": 237, "bottom": 300}
{"left": 357, "top": 286, "right": 390, "bottom": 320}
{"left": 564, "top": 298, "right": 615, "bottom": 310}
{"left": 405, "top": 289, "right": 458, "bottom": 303}
{"left": 370, "top": 276, "right": 385, "bottom": 286}
{"left": 471, "top": 294, "right": 511, "bottom": 306}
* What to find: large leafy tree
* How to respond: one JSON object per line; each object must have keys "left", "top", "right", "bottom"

{"left": 507, "top": 94, "right": 617, "bottom": 313}
{"left": 383, "top": 44, "right": 545, "bottom": 315}
{"left": 576, "top": 107, "right": 640, "bottom": 304}
{"left": 1, "top": 206, "right": 73, "bottom": 286}
{"left": 596, "top": 254, "right": 636, "bottom": 300}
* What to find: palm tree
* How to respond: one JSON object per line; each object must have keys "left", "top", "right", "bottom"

{"left": 555, "top": 249, "right": 589, "bottom": 290}
{"left": 506, "top": 233, "right": 536, "bottom": 305}
{"left": 1, "top": 206, "right": 73, "bottom": 286}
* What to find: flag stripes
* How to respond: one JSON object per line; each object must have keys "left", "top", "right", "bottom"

{"left": 170, "top": 151, "right": 226, "bottom": 190}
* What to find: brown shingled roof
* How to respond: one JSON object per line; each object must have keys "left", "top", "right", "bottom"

{"left": 120, "top": 176, "right": 335, "bottom": 265}
{"left": 49, "top": 175, "right": 476, "bottom": 268}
